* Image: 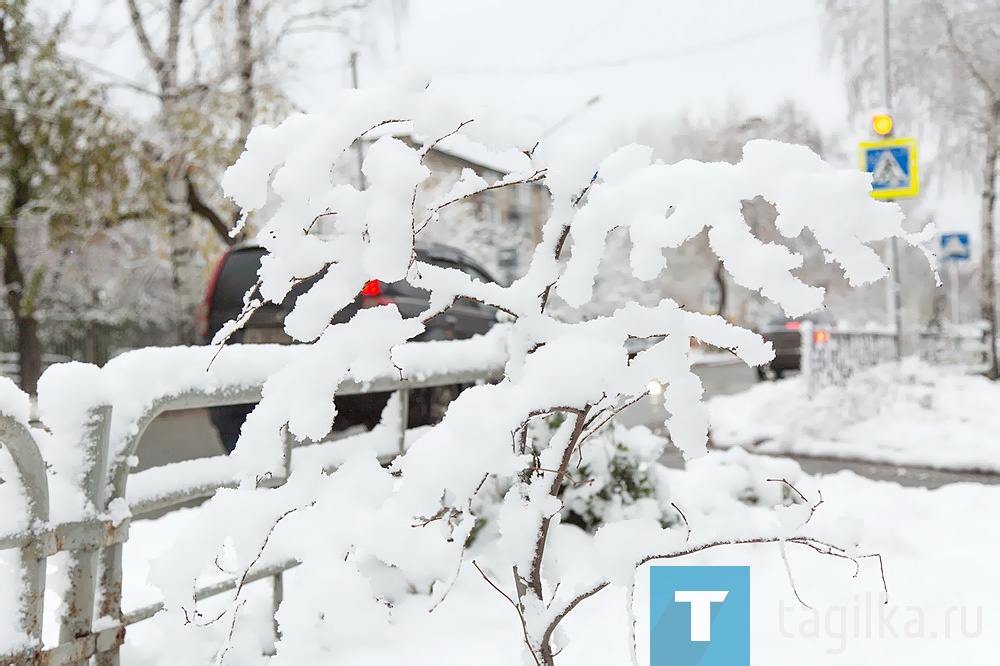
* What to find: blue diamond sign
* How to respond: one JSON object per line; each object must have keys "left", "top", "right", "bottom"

{"left": 859, "top": 137, "right": 919, "bottom": 199}
{"left": 940, "top": 233, "right": 970, "bottom": 261}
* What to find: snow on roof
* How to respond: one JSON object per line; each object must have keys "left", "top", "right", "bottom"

{"left": 363, "top": 121, "right": 534, "bottom": 176}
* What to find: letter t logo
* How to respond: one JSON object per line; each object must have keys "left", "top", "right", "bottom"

{"left": 674, "top": 590, "right": 729, "bottom": 641}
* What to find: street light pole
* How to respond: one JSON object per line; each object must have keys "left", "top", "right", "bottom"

{"left": 882, "top": 0, "right": 904, "bottom": 359}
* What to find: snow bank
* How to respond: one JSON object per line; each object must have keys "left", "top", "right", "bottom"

{"left": 115, "top": 456, "right": 1000, "bottom": 664}
{"left": 710, "top": 358, "right": 1000, "bottom": 472}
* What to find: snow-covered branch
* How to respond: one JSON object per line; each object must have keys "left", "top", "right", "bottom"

{"left": 148, "top": 82, "right": 932, "bottom": 663}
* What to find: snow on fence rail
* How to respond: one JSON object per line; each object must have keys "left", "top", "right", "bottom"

{"left": 0, "top": 337, "right": 507, "bottom": 666}
{"left": 914, "top": 324, "right": 990, "bottom": 373}
{"left": 799, "top": 322, "right": 898, "bottom": 397}
{"left": 800, "top": 323, "right": 990, "bottom": 397}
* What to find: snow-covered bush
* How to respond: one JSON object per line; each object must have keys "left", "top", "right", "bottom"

{"left": 464, "top": 420, "right": 679, "bottom": 544}
{"left": 153, "top": 76, "right": 932, "bottom": 665}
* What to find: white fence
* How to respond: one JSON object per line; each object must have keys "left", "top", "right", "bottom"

{"left": 0, "top": 342, "right": 505, "bottom": 666}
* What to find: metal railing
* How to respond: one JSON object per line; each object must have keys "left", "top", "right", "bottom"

{"left": 0, "top": 343, "right": 505, "bottom": 666}
{"left": 800, "top": 323, "right": 900, "bottom": 397}
{"left": 800, "top": 323, "right": 990, "bottom": 397}
{"left": 915, "top": 324, "right": 990, "bottom": 373}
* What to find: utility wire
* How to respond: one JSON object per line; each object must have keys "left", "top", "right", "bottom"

{"left": 434, "top": 14, "right": 819, "bottom": 76}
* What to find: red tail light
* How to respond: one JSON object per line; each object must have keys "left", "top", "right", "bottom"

{"left": 814, "top": 330, "right": 830, "bottom": 343}
{"left": 360, "top": 279, "right": 394, "bottom": 307}
{"left": 196, "top": 247, "right": 232, "bottom": 339}
{"left": 784, "top": 321, "right": 801, "bottom": 331}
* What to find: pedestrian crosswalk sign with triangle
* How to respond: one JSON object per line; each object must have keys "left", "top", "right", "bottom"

{"left": 859, "top": 137, "right": 919, "bottom": 199}
{"left": 940, "top": 233, "right": 970, "bottom": 261}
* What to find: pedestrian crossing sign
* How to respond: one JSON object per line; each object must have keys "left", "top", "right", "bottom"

{"left": 859, "top": 137, "right": 918, "bottom": 199}
{"left": 940, "top": 233, "right": 970, "bottom": 261}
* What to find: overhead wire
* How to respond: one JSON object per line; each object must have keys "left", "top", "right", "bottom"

{"left": 434, "top": 14, "right": 820, "bottom": 77}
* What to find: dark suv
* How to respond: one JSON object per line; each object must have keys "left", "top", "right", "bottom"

{"left": 198, "top": 240, "right": 501, "bottom": 452}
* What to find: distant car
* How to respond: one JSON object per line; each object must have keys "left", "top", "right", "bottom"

{"left": 197, "top": 240, "right": 501, "bottom": 453}
{"left": 756, "top": 312, "right": 834, "bottom": 380}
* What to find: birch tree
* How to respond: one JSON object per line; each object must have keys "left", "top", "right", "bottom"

{"left": 821, "top": 0, "right": 1000, "bottom": 377}
{"left": 0, "top": 0, "right": 141, "bottom": 393}
{"left": 122, "top": 0, "right": 401, "bottom": 343}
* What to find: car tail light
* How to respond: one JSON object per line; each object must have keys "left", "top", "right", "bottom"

{"left": 196, "top": 247, "right": 232, "bottom": 339}
{"left": 784, "top": 321, "right": 801, "bottom": 331}
{"left": 360, "top": 280, "right": 393, "bottom": 307}
{"left": 814, "top": 330, "right": 830, "bottom": 343}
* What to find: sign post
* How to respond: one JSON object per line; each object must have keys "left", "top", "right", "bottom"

{"left": 939, "top": 232, "right": 970, "bottom": 325}
{"left": 860, "top": 133, "right": 919, "bottom": 360}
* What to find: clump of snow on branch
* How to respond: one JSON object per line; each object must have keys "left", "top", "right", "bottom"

{"left": 143, "top": 79, "right": 929, "bottom": 663}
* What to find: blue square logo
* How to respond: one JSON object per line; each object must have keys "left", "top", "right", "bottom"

{"left": 649, "top": 566, "right": 750, "bottom": 666}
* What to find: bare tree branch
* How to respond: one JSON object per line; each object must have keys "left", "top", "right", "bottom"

{"left": 125, "top": 0, "right": 164, "bottom": 77}
{"left": 472, "top": 561, "right": 541, "bottom": 666}
{"left": 165, "top": 0, "right": 183, "bottom": 91}
{"left": 934, "top": 1, "right": 998, "bottom": 102}
{"left": 187, "top": 175, "right": 236, "bottom": 244}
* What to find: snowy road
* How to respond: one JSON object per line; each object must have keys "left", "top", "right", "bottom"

{"left": 132, "top": 358, "right": 1000, "bottom": 493}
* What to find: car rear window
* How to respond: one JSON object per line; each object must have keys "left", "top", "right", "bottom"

{"left": 213, "top": 248, "right": 264, "bottom": 313}
{"left": 213, "top": 247, "right": 494, "bottom": 311}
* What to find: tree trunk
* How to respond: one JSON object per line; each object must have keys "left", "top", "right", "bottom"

{"left": 1, "top": 215, "right": 42, "bottom": 395}
{"left": 16, "top": 314, "right": 41, "bottom": 396}
{"left": 161, "top": 0, "right": 198, "bottom": 345}
{"left": 166, "top": 159, "right": 197, "bottom": 345}
{"left": 980, "top": 101, "right": 1000, "bottom": 379}
{"left": 236, "top": 0, "right": 254, "bottom": 147}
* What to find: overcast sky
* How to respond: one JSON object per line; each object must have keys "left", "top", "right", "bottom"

{"left": 58, "top": 0, "right": 974, "bottom": 231}
{"left": 63, "top": 0, "right": 848, "bottom": 135}
{"left": 303, "top": 0, "right": 851, "bottom": 136}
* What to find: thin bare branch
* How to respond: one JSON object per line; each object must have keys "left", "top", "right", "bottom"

{"left": 472, "top": 561, "right": 540, "bottom": 666}
{"left": 429, "top": 170, "right": 547, "bottom": 216}
{"left": 539, "top": 582, "right": 609, "bottom": 663}
{"left": 125, "top": 0, "right": 164, "bottom": 77}
{"left": 216, "top": 503, "right": 312, "bottom": 661}
{"left": 539, "top": 223, "right": 572, "bottom": 312}
{"left": 670, "top": 502, "right": 691, "bottom": 542}
{"left": 187, "top": 175, "right": 235, "bottom": 244}
{"left": 420, "top": 120, "right": 475, "bottom": 158}
{"left": 934, "top": 1, "right": 998, "bottom": 101}
{"left": 164, "top": 0, "right": 183, "bottom": 90}
{"left": 578, "top": 392, "right": 649, "bottom": 445}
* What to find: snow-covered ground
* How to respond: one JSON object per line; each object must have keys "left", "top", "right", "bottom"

{"left": 709, "top": 359, "right": 1000, "bottom": 472}
{"left": 102, "top": 450, "right": 996, "bottom": 664}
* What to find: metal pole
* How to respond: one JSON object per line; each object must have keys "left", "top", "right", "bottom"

{"left": 882, "top": 0, "right": 903, "bottom": 359}
{"left": 398, "top": 388, "right": 409, "bottom": 456}
{"left": 801, "top": 321, "right": 815, "bottom": 399}
{"left": 951, "top": 261, "right": 961, "bottom": 325}
{"left": 350, "top": 52, "right": 366, "bottom": 192}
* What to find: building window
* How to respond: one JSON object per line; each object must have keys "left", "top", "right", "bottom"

{"left": 476, "top": 191, "right": 499, "bottom": 226}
